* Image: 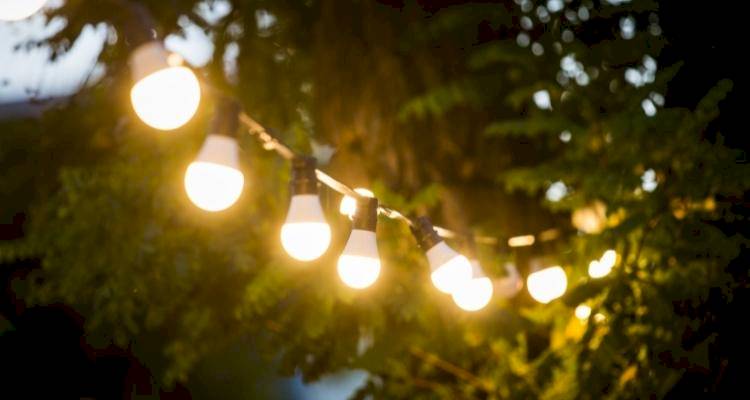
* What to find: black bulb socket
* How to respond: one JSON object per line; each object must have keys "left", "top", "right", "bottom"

{"left": 410, "top": 216, "right": 443, "bottom": 250}
{"left": 290, "top": 156, "right": 318, "bottom": 195}
{"left": 352, "top": 197, "right": 378, "bottom": 232}
{"left": 210, "top": 98, "right": 241, "bottom": 138}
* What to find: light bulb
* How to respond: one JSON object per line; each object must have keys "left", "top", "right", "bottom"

{"left": 527, "top": 265, "right": 567, "bottom": 304}
{"left": 411, "top": 217, "right": 472, "bottom": 294}
{"left": 129, "top": 41, "right": 201, "bottom": 130}
{"left": 185, "top": 135, "right": 244, "bottom": 212}
{"left": 281, "top": 195, "right": 331, "bottom": 261}
{"left": 281, "top": 157, "right": 331, "bottom": 261}
{"left": 338, "top": 231, "right": 381, "bottom": 289}
{"left": 575, "top": 304, "right": 592, "bottom": 320}
{"left": 338, "top": 197, "right": 381, "bottom": 289}
{"left": 452, "top": 260, "right": 493, "bottom": 311}
{"left": 427, "top": 243, "right": 473, "bottom": 294}
{"left": 0, "top": 0, "right": 46, "bottom": 21}
{"left": 495, "top": 263, "right": 524, "bottom": 298}
{"left": 339, "top": 188, "right": 374, "bottom": 218}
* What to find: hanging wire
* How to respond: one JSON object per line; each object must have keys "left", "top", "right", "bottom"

{"left": 236, "top": 110, "right": 561, "bottom": 248}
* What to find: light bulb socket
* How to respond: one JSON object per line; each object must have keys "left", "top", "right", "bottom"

{"left": 210, "top": 98, "right": 241, "bottom": 138}
{"left": 118, "top": 1, "right": 159, "bottom": 49}
{"left": 352, "top": 197, "right": 378, "bottom": 231}
{"left": 410, "top": 216, "right": 443, "bottom": 250}
{"left": 290, "top": 156, "right": 318, "bottom": 195}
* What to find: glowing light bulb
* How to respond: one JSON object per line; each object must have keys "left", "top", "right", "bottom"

{"left": 185, "top": 135, "right": 244, "bottom": 212}
{"left": 575, "top": 304, "right": 592, "bottom": 320}
{"left": 0, "top": 0, "right": 46, "bottom": 21}
{"left": 495, "top": 263, "right": 524, "bottom": 298}
{"left": 338, "top": 197, "right": 380, "bottom": 289}
{"left": 452, "top": 261, "right": 493, "bottom": 311}
{"left": 129, "top": 41, "right": 201, "bottom": 130}
{"left": 281, "top": 195, "right": 331, "bottom": 261}
{"left": 281, "top": 157, "right": 331, "bottom": 261}
{"left": 411, "top": 217, "right": 472, "bottom": 294}
{"left": 527, "top": 265, "right": 567, "bottom": 304}
{"left": 427, "top": 242, "right": 472, "bottom": 294}
{"left": 339, "top": 188, "right": 374, "bottom": 218}
{"left": 338, "top": 231, "right": 381, "bottom": 289}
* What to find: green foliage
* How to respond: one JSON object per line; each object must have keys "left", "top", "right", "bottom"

{"left": 1, "top": 0, "right": 747, "bottom": 398}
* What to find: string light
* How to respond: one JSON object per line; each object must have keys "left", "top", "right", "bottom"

{"left": 184, "top": 99, "right": 244, "bottom": 212}
{"left": 0, "top": 0, "right": 46, "bottom": 21}
{"left": 337, "top": 197, "right": 381, "bottom": 289}
{"left": 129, "top": 41, "right": 201, "bottom": 130}
{"left": 411, "top": 217, "right": 473, "bottom": 294}
{"left": 527, "top": 263, "right": 568, "bottom": 304}
{"left": 339, "top": 188, "right": 374, "bottom": 219}
{"left": 451, "top": 260, "right": 494, "bottom": 311}
{"left": 280, "top": 157, "right": 332, "bottom": 261}
{"left": 114, "top": 7, "right": 590, "bottom": 312}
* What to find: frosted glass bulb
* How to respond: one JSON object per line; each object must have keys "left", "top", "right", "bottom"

{"left": 527, "top": 266, "right": 567, "bottom": 304}
{"left": 281, "top": 194, "right": 331, "bottom": 261}
{"left": 451, "top": 261, "right": 493, "bottom": 311}
{"left": 184, "top": 135, "right": 244, "bottom": 212}
{"left": 337, "top": 230, "right": 381, "bottom": 289}
{"left": 339, "top": 188, "right": 374, "bottom": 218}
{"left": 131, "top": 66, "right": 201, "bottom": 130}
{"left": 425, "top": 242, "right": 472, "bottom": 294}
{"left": 129, "top": 42, "right": 200, "bottom": 131}
{"left": 0, "top": 0, "right": 46, "bottom": 21}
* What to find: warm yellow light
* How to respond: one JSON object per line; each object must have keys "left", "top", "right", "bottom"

{"left": 338, "top": 255, "right": 381, "bottom": 289}
{"left": 593, "top": 313, "right": 606, "bottom": 323}
{"left": 130, "top": 66, "right": 201, "bottom": 130}
{"left": 452, "top": 276, "right": 493, "bottom": 312}
{"left": 184, "top": 134, "right": 243, "bottom": 211}
{"left": 430, "top": 254, "right": 473, "bottom": 294}
{"left": 527, "top": 266, "right": 567, "bottom": 304}
{"left": 0, "top": 0, "right": 46, "bottom": 21}
{"left": 508, "top": 234, "right": 535, "bottom": 247}
{"left": 184, "top": 162, "right": 244, "bottom": 212}
{"left": 339, "top": 188, "right": 375, "bottom": 218}
{"left": 337, "top": 229, "right": 380, "bottom": 289}
{"left": 575, "top": 304, "right": 592, "bottom": 320}
{"left": 280, "top": 222, "right": 331, "bottom": 261}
